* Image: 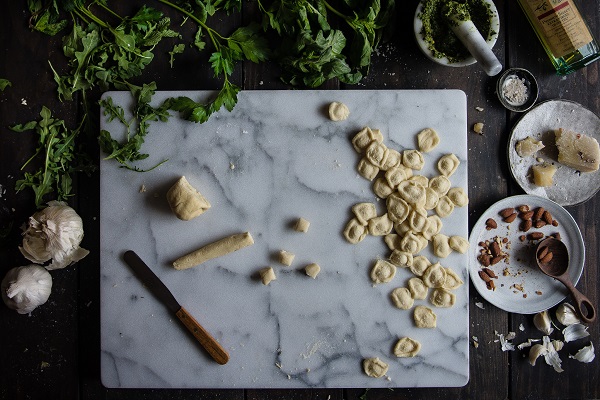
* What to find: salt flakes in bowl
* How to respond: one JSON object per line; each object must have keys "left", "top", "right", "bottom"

{"left": 496, "top": 67, "right": 539, "bottom": 112}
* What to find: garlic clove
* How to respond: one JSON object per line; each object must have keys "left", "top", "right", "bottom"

{"left": 529, "top": 344, "right": 547, "bottom": 366}
{"left": 555, "top": 303, "right": 581, "bottom": 326}
{"left": 562, "top": 323, "right": 590, "bottom": 343}
{"left": 569, "top": 342, "right": 595, "bottom": 363}
{"left": 533, "top": 310, "right": 554, "bottom": 335}
{"left": 551, "top": 340, "right": 564, "bottom": 352}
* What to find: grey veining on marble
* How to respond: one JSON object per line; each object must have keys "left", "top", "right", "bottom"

{"left": 100, "top": 90, "right": 469, "bottom": 388}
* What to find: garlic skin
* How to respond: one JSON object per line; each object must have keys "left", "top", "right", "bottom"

{"left": 533, "top": 310, "right": 554, "bottom": 335}
{"left": 20, "top": 201, "right": 89, "bottom": 270}
{"left": 1, "top": 265, "right": 52, "bottom": 314}
{"left": 555, "top": 303, "right": 581, "bottom": 326}
{"left": 569, "top": 342, "right": 595, "bottom": 363}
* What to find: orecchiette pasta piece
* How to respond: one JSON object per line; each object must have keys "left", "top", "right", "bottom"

{"left": 432, "top": 233, "right": 452, "bottom": 258}
{"left": 328, "top": 101, "right": 350, "bottom": 121}
{"left": 397, "top": 164, "right": 413, "bottom": 179}
{"left": 443, "top": 267, "right": 464, "bottom": 290}
{"left": 365, "top": 141, "right": 389, "bottom": 169}
{"left": 402, "top": 149, "right": 425, "bottom": 170}
{"left": 430, "top": 288, "right": 456, "bottom": 307}
{"left": 408, "top": 208, "right": 428, "bottom": 233}
{"left": 394, "top": 220, "right": 411, "bottom": 236}
{"left": 357, "top": 158, "right": 380, "bottom": 181}
{"left": 391, "top": 287, "right": 414, "bottom": 310}
{"left": 447, "top": 187, "right": 469, "bottom": 207}
{"left": 368, "top": 213, "right": 393, "bottom": 236}
{"left": 352, "top": 127, "right": 383, "bottom": 153}
{"left": 422, "top": 262, "right": 447, "bottom": 288}
{"left": 386, "top": 193, "right": 410, "bottom": 224}
{"left": 382, "top": 148, "right": 402, "bottom": 170}
{"left": 397, "top": 180, "right": 426, "bottom": 208}
{"left": 343, "top": 218, "right": 367, "bottom": 244}
{"left": 435, "top": 196, "right": 455, "bottom": 218}
{"left": 417, "top": 128, "right": 440, "bottom": 153}
{"left": 399, "top": 231, "right": 422, "bottom": 254}
{"left": 448, "top": 235, "right": 469, "bottom": 254}
{"left": 413, "top": 305, "right": 437, "bottom": 328}
{"left": 384, "top": 234, "right": 400, "bottom": 250}
{"left": 385, "top": 166, "right": 407, "bottom": 188}
{"left": 394, "top": 337, "right": 422, "bottom": 357}
{"left": 429, "top": 175, "right": 451, "bottom": 196}
{"left": 424, "top": 187, "right": 440, "bottom": 211}
{"left": 415, "top": 233, "right": 428, "bottom": 253}
{"left": 408, "top": 175, "right": 429, "bottom": 187}
{"left": 373, "top": 177, "right": 394, "bottom": 199}
{"left": 305, "top": 263, "right": 321, "bottom": 278}
{"left": 422, "top": 215, "right": 443, "bottom": 241}
{"left": 407, "top": 277, "right": 429, "bottom": 300}
{"left": 389, "top": 250, "right": 413, "bottom": 267}
{"left": 352, "top": 202, "right": 377, "bottom": 225}
{"left": 410, "top": 255, "right": 432, "bottom": 276}
{"left": 370, "top": 259, "right": 397, "bottom": 284}
{"left": 437, "top": 153, "right": 460, "bottom": 177}
{"left": 362, "top": 357, "right": 388, "bottom": 378}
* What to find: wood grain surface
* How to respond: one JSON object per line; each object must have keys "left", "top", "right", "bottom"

{"left": 0, "top": 0, "right": 598, "bottom": 399}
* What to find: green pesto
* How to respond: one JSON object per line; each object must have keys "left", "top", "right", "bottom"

{"left": 419, "top": 0, "right": 493, "bottom": 63}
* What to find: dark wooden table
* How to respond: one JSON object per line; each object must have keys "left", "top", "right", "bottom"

{"left": 1, "top": 1, "right": 598, "bottom": 399}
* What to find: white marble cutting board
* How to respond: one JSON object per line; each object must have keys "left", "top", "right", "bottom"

{"left": 100, "top": 90, "right": 469, "bottom": 389}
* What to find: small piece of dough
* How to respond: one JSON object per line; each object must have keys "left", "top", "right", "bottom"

{"left": 408, "top": 208, "right": 428, "bottom": 233}
{"left": 389, "top": 250, "right": 413, "bottom": 267}
{"left": 410, "top": 255, "right": 431, "bottom": 276}
{"left": 435, "top": 196, "right": 455, "bottom": 218}
{"left": 437, "top": 154, "right": 460, "bottom": 177}
{"left": 368, "top": 214, "right": 393, "bottom": 236}
{"left": 352, "top": 202, "right": 377, "bottom": 225}
{"left": 370, "top": 259, "right": 397, "bottom": 284}
{"left": 365, "top": 141, "right": 389, "bottom": 169}
{"left": 362, "top": 357, "right": 388, "bottom": 378}
{"left": 417, "top": 128, "right": 440, "bottom": 153}
{"left": 398, "top": 231, "right": 422, "bottom": 254}
{"left": 344, "top": 218, "right": 368, "bottom": 244}
{"left": 173, "top": 232, "right": 254, "bottom": 270}
{"left": 259, "top": 267, "right": 276, "bottom": 285}
{"left": 422, "top": 215, "right": 443, "bottom": 240}
{"left": 328, "top": 101, "right": 350, "bottom": 121}
{"left": 384, "top": 234, "right": 400, "bottom": 250}
{"left": 432, "top": 234, "right": 452, "bottom": 258}
{"left": 447, "top": 187, "right": 469, "bottom": 207}
{"left": 394, "top": 337, "right": 422, "bottom": 357}
{"left": 449, "top": 235, "right": 469, "bottom": 254}
{"left": 424, "top": 187, "right": 440, "bottom": 210}
{"left": 422, "top": 262, "right": 447, "bottom": 288}
{"left": 403, "top": 149, "right": 425, "bottom": 170}
{"left": 357, "top": 158, "right": 380, "bottom": 181}
{"left": 408, "top": 277, "right": 429, "bottom": 300}
{"left": 430, "top": 288, "right": 456, "bottom": 307}
{"left": 166, "top": 176, "right": 211, "bottom": 221}
{"left": 386, "top": 193, "right": 410, "bottom": 223}
{"left": 397, "top": 181, "right": 426, "bottom": 208}
{"left": 429, "top": 175, "right": 451, "bottom": 196}
{"left": 352, "top": 127, "right": 383, "bottom": 153}
{"left": 385, "top": 166, "right": 408, "bottom": 188}
{"left": 294, "top": 217, "right": 311, "bottom": 232}
{"left": 382, "top": 148, "right": 402, "bottom": 170}
{"left": 373, "top": 177, "right": 394, "bottom": 198}
{"left": 532, "top": 163, "right": 557, "bottom": 187}
{"left": 413, "top": 305, "right": 437, "bottom": 328}
{"left": 305, "top": 263, "right": 321, "bottom": 278}
{"left": 391, "top": 287, "right": 414, "bottom": 310}
{"left": 443, "top": 268, "right": 464, "bottom": 290}
{"left": 278, "top": 250, "right": 295, "bottom": 266}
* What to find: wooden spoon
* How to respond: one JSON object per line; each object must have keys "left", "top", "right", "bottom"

{"left": 535, "top": 237, "right": 596, "bottom": 323}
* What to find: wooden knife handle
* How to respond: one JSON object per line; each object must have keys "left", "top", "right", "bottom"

{"left": 175, "top": 307, "right": 230, "bottom": 365}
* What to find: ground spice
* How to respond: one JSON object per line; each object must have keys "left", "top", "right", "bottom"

{"left": 502, "top": 76, "right": 529, "bottom": 106}
{"left": 419, "top": 0, "right": 494, "bottom": 63}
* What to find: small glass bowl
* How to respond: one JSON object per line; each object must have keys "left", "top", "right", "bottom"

{"left": 496, "top": 68, "right": 539, "bottom": 112}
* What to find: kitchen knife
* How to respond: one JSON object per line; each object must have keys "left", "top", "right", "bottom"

{"left": 123, "top": 250, "right": 229, "bottom": 365}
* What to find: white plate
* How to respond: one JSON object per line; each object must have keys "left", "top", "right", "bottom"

{"left": 508, "top": 99, "right": 600, "bottom": 206}
{"left": 469, "top": 195, "right": 585, "bottom": 314}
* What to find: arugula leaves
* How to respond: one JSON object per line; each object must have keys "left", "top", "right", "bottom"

{"left": 259, "top": 0, "right": 395, "bottom": 87}
{"left": 0, "top": 79, "right": 11, "bottom": 91}
{"left": 11, "top": 106, "right": 94, "bottom": 208}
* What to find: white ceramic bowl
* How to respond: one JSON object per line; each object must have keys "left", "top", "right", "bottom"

{"left": 414, "top": 0, "right": 500, "bottom": 67}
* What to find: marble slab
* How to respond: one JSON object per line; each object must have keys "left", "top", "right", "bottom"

{"left": 100, "top": 90, "right": 469, "bottom": 388}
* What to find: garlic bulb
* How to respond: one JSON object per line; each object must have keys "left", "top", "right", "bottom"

{"left": 19, "top": 201, "right": 89, "bottom": 270}
{"left": 533, "top": 310, "right": 554, "bottom": 335}
{"left": 1, "top": 265, "right": 52, "bottom": 314}
{"left": 555, "top": 303, "right": 581, "bottom": 326}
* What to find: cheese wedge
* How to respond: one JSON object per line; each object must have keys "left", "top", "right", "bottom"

{"left": 555, "top": 129, "right": 599, "bottom": 172}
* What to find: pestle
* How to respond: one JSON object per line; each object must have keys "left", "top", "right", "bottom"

{"left": 443, "top": 1, "right": 502, "bottom": 76}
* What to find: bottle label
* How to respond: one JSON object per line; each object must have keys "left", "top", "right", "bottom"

{"left": 521, "top": 0, "right": 593, "bottom": 57}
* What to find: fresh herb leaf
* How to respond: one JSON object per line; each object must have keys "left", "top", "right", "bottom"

{"left": 0, "top": 79, "right": 11, "bottom": 91}
{"left": 169, "top": 43, "right": 186, "bottom": 67}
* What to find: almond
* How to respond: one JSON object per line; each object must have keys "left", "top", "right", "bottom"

{"left": 478, "top": 270, "right": 491, "bottom": 282}
{"left": 533, "top": 207, "right": 545, "bottom": 221}
{"left": 552, "top": 220, "right": 559, "bottom": 227}
{"left": 540, "top": 251, "right": 554, "bottom": 264}
{"left": 542, "top": 210, "right": 553, "bottom": 225}
{"left": 520, "top": 220, "right": 533, "bottom": 232}
{"left": 499, "top": 208, "right": 515, "bottom": 218}
{"left": 478, "top": 254, "right": 491, "bottom": 266}
{"left": 490, "top": 241, "right": 501, "bottom": 257}
{"left": 490, "top": 255, "right": 504, "bottom": 265}
{"left": 528, "top": 232, "right": 544, "bottom": 240}
{"left": 517, "top": 205, "right": 530, "bottom": 212}
{"left": 486, "top": 280, "right": 496, "bottom": 290}
{"left": 552, "top": 232, "right": 562, "bottom": 240}
{"left": 520, "top": 211, "right": 534, "bottom": 220}
{"left": 537, "top": 246, "right": 549, "bottom": 260}
{"left": 485, "top": 218, "right": 497, "bottom": 230}
{"left": 534, "top": 220, "right": 547, "bottom": 228}
{"left": 503, "top": 212, "right": 517, "bottom": 223}
{"left": 483, "top": 268, "right": 498, "bottom": 279}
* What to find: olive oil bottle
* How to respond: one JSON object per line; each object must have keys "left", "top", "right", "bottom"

{"left": 517, "top": 0, "right": 600, "bottom": 74}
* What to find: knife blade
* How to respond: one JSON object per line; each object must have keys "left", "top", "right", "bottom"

{"left": 123, "top": 250, "right": 229, "bottom": 365}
